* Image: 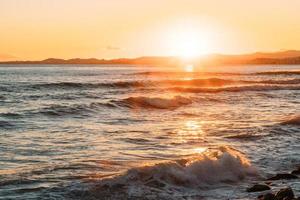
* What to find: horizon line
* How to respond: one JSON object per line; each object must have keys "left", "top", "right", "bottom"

{"left": 1, "top": 49, "right": 300, "bottom": 62}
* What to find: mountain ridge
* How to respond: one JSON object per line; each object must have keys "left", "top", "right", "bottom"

{"left": 2, "top": 50, "right": 300, "bottom": 66}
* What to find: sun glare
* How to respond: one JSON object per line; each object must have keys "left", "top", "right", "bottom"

{"left": 185, "top": 64, "right": 194, "bottom": 72}
{"left": 166, "top": 22, "right": 212, "bottom": 59}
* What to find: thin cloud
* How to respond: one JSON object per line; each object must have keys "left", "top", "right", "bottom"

{"left": 106, "top": 46, "right": 122, "bottom": 51}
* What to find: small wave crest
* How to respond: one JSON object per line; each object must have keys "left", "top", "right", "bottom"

{"left": 171, "top": 84, "right": 300, "bottom": 93}
{"left": 0, "top": 120, "right": 15, "bottom": 129}
{"left": 255, "top": 71, "right": 300, "bottom": 75}
{"left": 30, "top": 81, "right": 146, "bottom": 90}
{"left": 114, "top": 96, "right": 193, "bottom": 109}
{"left": 30, "top": 102, "right": 116, "bottom": 117}
{"left": 25, "top": 77, "right": 300, "bottom": 92}
{"left": 132, "top": 70, "right": 300, "bottom": 76}
{"left": 253, "top": 78, "right": 300, "bottom": 85}
{"left": 281, "top": 114, "right": 300, "bottom": 125}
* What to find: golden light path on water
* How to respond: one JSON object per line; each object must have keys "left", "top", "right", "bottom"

{"left": 176, "top": 120, "right": 207, "bottom": 155}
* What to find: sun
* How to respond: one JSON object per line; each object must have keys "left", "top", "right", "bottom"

{"left": 185, "top": 64, "right": 194, "bottom": 72}
{"left": 166, "top": 22, "right": 212, "bottom": 59}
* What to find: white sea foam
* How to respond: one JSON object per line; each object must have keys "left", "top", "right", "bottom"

{"left": 88, "top": 146, "right": 258, "bottom": 199}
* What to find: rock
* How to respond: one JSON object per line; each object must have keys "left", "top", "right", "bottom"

{"left": 291, "top": 167, "right": 300, "bottom": 175}
{"left": 258, "top": 193, "right": 275, "bottom": 200}
{"left": 268, "top": 173, "right": 298, "bottom": 180}
{"left": 275, "top": 187, "right": 294, "bottom": 200}
{"left": 265, "top": 181, "right": 273, "bottom": 185}
{"left": 247, "top": 184, "right": 271, "bottom": 192}
{"left": 145, "top": 179, "right": 166, "bottom": 188}
{"left": 264, "top": 193, "right": 276, "bottom": 200}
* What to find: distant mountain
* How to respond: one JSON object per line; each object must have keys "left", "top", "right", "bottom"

{"left": 0, "top": 56, "right": 182, "bottom": 66}
{"left": 199, "top": 50, "right": 300, "bottom": 65}
{"left": 195, "top": 50, "right": 300, "bottom": 66}
{"left": 1, "top": 50, "right": 300, "bottom": 66}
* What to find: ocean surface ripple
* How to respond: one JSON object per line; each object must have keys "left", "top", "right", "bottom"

{"left": 0, "top": 65, "right": 299, "bottom": 199}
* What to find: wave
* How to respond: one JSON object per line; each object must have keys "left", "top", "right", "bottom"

{"left": 133, "top": 70, "right": 300, "bottom": 76}
{"left": 253, "top": 78, "right": 300, "bottom": 84}
{"left": 0, "top": 112, "right": 22, "bottom": 118}
{"left": 172, "top": 78, "right": 300, "bottom": 86}
{"left": 26, "top": 78, "right": 300, "bottom": 92}
{"left": 28, "top": 79, "right": 234, "bottom": 90}
{"left": 224, "top": 133, "right": 266, "bottom": 140}
{"left": 170, "top": 84, "right": 300, "bottom": 93}
{"left": 281, "top": 114, "right": 300, "bottom": 125}
{"left": 166, "top": 78, "right": 240, "bottom": 87}
{"left": 131, "top": 71, "right": 243, "bottom": 76}
{"left": 71, "top": 146, "right": 257, "bottom": 199}
{"left": 114, "top": 96, "right": 193, "bottom": 109}
{"left": 30, "top": 81, "right": 146, "bottom": 90}
{"left": 166, "top": 78, "right": 300, "bottom": 87}
{"left": 0, "top": 120, "right": 15, "bottom": 129}
{"left": 255, "top": 71, "right": 300, "bottom": 75}
{"left": 30, "top": 102, "right": 116, "bottom": 117}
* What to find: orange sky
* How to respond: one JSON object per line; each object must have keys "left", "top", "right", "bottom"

{"left": 1, "top": 0, "right": 300, "bottom": 60}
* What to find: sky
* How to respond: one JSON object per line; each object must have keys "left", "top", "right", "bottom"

{"left": 1, "top": 0, "right": 300, "bottom": 60}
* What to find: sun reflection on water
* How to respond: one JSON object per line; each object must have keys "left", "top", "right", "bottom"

{"left": 193, "top": 147, "right": 207, "bottom": 154}
{"left": 176, "top": 120, "right": 204, "bottom": 144}
{"left": 185, "top": 120, "right": 201, "bottom": 131}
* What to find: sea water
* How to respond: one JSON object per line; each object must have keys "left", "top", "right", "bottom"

{"left": 0, "top": 64, "right": 299, "bottom": 199}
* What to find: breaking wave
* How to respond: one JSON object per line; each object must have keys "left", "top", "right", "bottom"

{"left": 68, "top": 146, "right": 257, "bottom": 199}
{"left": 114, "top": 96, "right": 193, "bottom": 109}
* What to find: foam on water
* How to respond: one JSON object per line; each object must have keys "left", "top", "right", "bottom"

{"left": 67, "top": 146, "right": 258, "bottom": 199}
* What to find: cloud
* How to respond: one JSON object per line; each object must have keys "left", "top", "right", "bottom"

{"left": 106, "top": 45, "right": 122, "bottom": 51}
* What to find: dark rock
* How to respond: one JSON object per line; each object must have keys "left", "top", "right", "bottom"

{"left": 258, "top": 193, "right": 276, "bottom": 200}
{"left": 145, "top": 179, "right": 166, "bottom": 188}
{"left": 291, "top": 167, "right": 300, "bottom": 175}
{"left": 247, "top": 184, "right": 271, "bottom": 192}
{"left": 265, "top": 181, "right": 273, "bottom": 185}
{"left": 275, "top": 187, "right": 294, "bottom": 200}
{"left": 268, "top": 173, "right": 298, "bottom": 180}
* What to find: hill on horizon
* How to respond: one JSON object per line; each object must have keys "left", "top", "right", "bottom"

{"left": 2, "top": 50, "right": 300, "bottom": 66}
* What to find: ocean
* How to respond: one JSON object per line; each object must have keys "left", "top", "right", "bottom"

{"left": 0, "top": 64, "right": 299, "bottom": 199}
